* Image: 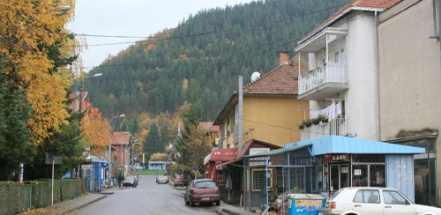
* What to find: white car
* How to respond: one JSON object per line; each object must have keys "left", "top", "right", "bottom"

{"left": 323, "top": 187, "right": 441, "bottom": 215}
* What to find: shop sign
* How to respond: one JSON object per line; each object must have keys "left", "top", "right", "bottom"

{"left": 82, "top": 164, "right": 92, "bottom": 170}
{"left": 325, "top": 154, "right": 349, "bottom": 162}
{"left": 249, "top": 148, "right": 270, "bottom": 167}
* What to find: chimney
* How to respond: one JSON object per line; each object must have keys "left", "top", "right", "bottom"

{"left": 279, "top": 51, "right": 289, "bottom": 65}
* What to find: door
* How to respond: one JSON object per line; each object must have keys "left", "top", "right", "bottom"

{"left": 330, "top": 163, "right": 349, "bottom": 192}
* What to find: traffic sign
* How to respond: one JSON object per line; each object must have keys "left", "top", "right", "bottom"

{"left": 193, "top": 167, "right": 198, "bottom": 173}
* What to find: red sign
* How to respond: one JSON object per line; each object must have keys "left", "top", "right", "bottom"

{"left": 211, "top": 148, "right": 238, "bottom": 161}
{"left": 325, "top": 154, "right": 349, "bottom": 162}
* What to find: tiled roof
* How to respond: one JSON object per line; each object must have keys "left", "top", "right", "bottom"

{"left": 111, "top": 132, "right": 130, "bottom": 145}
{"left": 300, "top": 0, "right": 401, "bottom": 43}
{"left": 67, "top": 91, "right": 88, "bottom": 111}
{"left": 179, "top": 122, "right": 219, "bottom": 132}
{"left": 243, "top": 55, "right": 308, "bottom": 95}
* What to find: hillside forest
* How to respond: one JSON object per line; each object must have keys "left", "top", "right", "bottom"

{"left": 84, "top": 0, "right": 351, "bottom": 158}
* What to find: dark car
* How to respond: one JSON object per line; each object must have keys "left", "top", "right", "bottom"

{"left": 157, "top": 175, "right": 169, "bottom": 184}
{"left": 184, "top": 179, "right": 220, "bottom": 206}
{"left": 173, "top": 174, "right": 188, "bottom": 187}
{"left": 122, "top": 176, "right": 138, "bottom": 188}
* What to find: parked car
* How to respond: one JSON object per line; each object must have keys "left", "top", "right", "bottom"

{"left": 157, "top": 175, "right": 169, "bottom": 184}
{"left": 323, "top": 187, "right": 441, "bottom": 215}
{"left": 122, "top": 176, "right": 138, "bottom": 188}
{"left": 184, "top": 179, "right": 220, "bottom": 207}
{"left": 173, "top": 174, "right": 188, "bottom": 187}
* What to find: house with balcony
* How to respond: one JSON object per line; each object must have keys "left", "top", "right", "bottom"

{"left": 290, "top": 0, "right": 430, "bottom": 199}
{"left": 377, "top": 0, "right": 441, "bottom": 207}
{"left": 295, "top": 0, "right": 401, "bottom": 141}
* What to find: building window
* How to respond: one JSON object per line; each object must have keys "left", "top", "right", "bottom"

{"left": 394, "top": 138, "right": 436, "bottom": 206}
{"left": 252, "top": 169, "right": 272, "bottom": 191}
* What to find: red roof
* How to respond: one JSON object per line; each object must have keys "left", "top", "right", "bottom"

{"left": 243, "top": 55, "right": 307, "bottom": 95}
{"left": 299, "top": 0, "right": 401, "bottom": 43}
{"left": 67, "top": 91, "right": 89, "bottom": 112}
{"left": 111, "top": 132, "right": 130, "bottom": 145}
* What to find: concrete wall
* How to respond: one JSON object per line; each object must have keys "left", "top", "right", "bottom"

{"left": 378, "top": 0, "right": 441, "bottom": 206}
{"left": 378, "top": 0, "right": 441, "bottom": 138}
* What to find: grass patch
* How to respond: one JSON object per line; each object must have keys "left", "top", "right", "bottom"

{"left": 135, "top": 170, "right": 166, "bottom": 175}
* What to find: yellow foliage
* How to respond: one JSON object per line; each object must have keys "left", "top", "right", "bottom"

{"left": 0, "top": 0, "right": 76, "bottom": 143}
{"left": 150, "top": 153, "right": 167, "bottom": 161}
{"left": 80, "top": 107, "right": 112, "bottom": 155}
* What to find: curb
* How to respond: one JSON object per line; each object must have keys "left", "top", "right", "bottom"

{"left": 61, "top": 195, "right": 107, "bottom": 214}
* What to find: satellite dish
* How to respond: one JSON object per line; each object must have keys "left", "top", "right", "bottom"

{"left": 251, "top": 71, "right": 260, "bottom": 82}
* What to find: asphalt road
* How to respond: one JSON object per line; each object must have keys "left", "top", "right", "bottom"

{"left": 74, "top": 175, "right": 219, "bottom": 215}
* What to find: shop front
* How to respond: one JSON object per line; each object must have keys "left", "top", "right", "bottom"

{"left": 241, "top": 135, "right": 425, "bottom": 212}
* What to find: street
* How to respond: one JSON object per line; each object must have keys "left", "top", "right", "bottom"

{"left": 74, "top": 175, "right": 219, "bottom": 215}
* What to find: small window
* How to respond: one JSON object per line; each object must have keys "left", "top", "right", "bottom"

{"left": 252, "top": 169, "right": 273, "bottom": 191}
{"left": 353, "top": 190, "right": 380, "bottom": 204}
{"left": 383, "top": 190, "right": 407, "bottom": 205}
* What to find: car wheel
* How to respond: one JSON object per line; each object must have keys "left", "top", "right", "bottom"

{"left": 190, "top": 201, "right": 195, "bottom": 207}
{"left": 215, "top": 201, "right": 220, "bottom": 206}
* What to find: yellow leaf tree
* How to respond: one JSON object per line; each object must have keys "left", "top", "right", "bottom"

{"left": 0, "top": 0, "right": 76, "bottom": 144}
{"left": 81, "top": 107, "right": 112, "bottom": 156}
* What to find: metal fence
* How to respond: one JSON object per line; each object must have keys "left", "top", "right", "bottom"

{"left": 0, "top": 178, "right": 85, "bottom": 215}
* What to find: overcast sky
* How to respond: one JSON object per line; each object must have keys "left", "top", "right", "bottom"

{"left": 67, "top": 0, "right": 254, "bottom": 72}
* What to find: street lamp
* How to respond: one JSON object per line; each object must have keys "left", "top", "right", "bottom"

{"left": 108, "top": 114, "right": 125, "bottom": 179}
{"left": 78, "top": 73, "right": 102, "bottom": 113}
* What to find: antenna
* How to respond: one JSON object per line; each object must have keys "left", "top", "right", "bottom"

{"left": 251, "top": 71, "right": 260, "bottom": 82}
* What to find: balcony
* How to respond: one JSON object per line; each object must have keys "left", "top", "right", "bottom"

{"left": 233, "top": 124, "right": 238, "bottom": 141}
{"left": 300, "top": 118, "right": 347, "bottom": 141}
{"left": 298, "top": 62, "right": 348, "bottom": 100}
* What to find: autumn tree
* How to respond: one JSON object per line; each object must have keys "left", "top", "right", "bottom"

{"left": 0, "top": 0, "right": 76, "bottom": 144}
{"left": 143, "top": 122, "right": 161, "bottom": 161}
{"left": 174, "top": 103, "right": 212, "bottom": 178}
{"left": 0, "top": 61, "right": 36, "bottom": 181}
{"left": 81, "top": 107, "right": 112, "bottom": 156}
{"left": 150, "top": 152, "right": 167, "bottom": 161}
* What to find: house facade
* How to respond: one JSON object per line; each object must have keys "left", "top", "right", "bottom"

{"left": 211, "top": 52, "right": 309, "bottom": 204}
{"left": 215, "top": 52, "right": 309, "bottom": 148}
{"left": 111, "top": 132, "right": 131, "bottom": 176}
{"left": 377, "top": 0, "right": 441, "bottom": 207}
{"left": 292, "top": 0, "right": 440, "bottom": 208}
{"left": 295, "top": 0, "right": 400, "bottom": 141}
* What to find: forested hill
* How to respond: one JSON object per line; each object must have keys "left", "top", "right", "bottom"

{"left": 84, "top": 0, "right": 350, "bottom": 127}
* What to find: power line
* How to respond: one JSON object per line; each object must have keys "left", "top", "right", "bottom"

{"left": 72, "top": 3, "right": 346, "bottom": 48}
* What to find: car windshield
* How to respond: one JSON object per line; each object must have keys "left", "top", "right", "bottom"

{"left": 195, "top": 181, "right": 216, "bottom": 188}
{"left": 125, "top": 177, "right": 134, "bottom": 181}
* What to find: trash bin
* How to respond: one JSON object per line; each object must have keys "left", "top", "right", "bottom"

{"left": 287, "top": 193, "right": 326, "bottom": 215}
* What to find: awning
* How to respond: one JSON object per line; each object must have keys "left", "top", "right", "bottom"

{"left": 242, "top": 144, "right": 312, "bottom": 159}
{"left": 204, "top": 153, "right": 211, "bottom": 165}
{"left": 285, "top": 135, "right": 425, "bottom": 155}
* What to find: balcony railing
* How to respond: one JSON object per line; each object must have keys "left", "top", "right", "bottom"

{"left": 299, "top": 62, "right": 348, "bottom": 95}
{"left": 300, "top": 118, "right": 347, "bottom": 141}
{"left": 233, "top": 124, "right": 238, "bottom": 141}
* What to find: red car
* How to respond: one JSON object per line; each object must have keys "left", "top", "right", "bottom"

{"left": 122, "top": 176, "right": 138, "bottom": 188}
{"left": 173, "top": 174, "right": 188, "bottom": 187}
{"left": 184, "top": 179, "right": 220, "bottom": 206}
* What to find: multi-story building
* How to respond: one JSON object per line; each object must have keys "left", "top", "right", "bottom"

{"left": 295, "top": 0, "right": 401, "bottom": 141}
{"left": 377, "top": 0, "right": 441, "bottom": 207}
{"left": 111, "top": 132, "right": 131, "bottom": 176}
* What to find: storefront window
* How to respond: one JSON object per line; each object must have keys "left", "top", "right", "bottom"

{"left": 396, "top": 138, "right": 436, "bottom": 206}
